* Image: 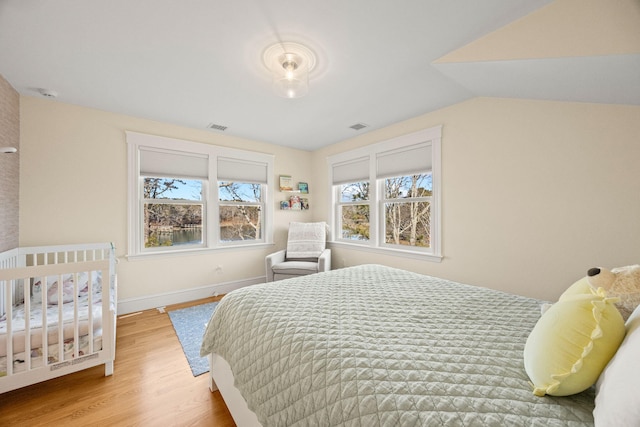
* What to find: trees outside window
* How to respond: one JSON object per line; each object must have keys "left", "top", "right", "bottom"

{"left": 143, "top": 178, "right": 203, "bottom": 248}
{"left": 218, "top": 181, "right": 263, "bottom": 242}
{"left": 328, "top": 126, "right": 441, "bottom": 260}
{"left": 383, "top": 174, "right": 432, "bottom": 248}
{"left": 338, "top": 181, "right": 370, "bottom": 241}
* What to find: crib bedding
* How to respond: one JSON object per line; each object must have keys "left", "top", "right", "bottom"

{"left": 201, "top": 264, "right": 596, "bottom": 426}
{"left": 1, "top": 334, "right": 103, "bottom": 375}
{"left": 0, "top": 293, "right": 104, "bottom": 357}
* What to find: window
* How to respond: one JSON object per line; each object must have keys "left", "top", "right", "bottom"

{"left": 328, "top": 126, "right": 441, "bottom": 261}
{"left": 218, "top": 181, "right": 262, "bottom": 242}
{"left": 338, "top": 181, "right": 370, "bottom": 241}
{"left": 127, "top": 132, "right": 274, "bottom": 257}
{"left": 144, "top": 178, "right": 204, "bottom": 248}
{"left": 382, "top": 174, "right": 432, "bottom": 248}
{"left": 216, "top": 157, "right": 268, "bottom": 244}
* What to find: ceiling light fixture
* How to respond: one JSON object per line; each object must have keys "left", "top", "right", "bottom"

{"left": 273, "top": 52, "right": 307, "bottom": 99}
{"left": 1, "top": 147, "right": 18, "bottom": 154}
{"left": 38, "top": 88, "right": 58, "bottom": 98}
{"left": 264, "top": 42, "right": 316, "bottom": 99}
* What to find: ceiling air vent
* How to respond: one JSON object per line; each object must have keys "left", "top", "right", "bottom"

{"left": 349, "top": 123, "right": 368, "bottom": 131}
{"left": 207, "top": 123, "right": 228, "bottom": 131}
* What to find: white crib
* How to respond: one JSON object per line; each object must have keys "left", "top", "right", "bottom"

{"left": 0, "top": 242, "right": 117, "bottom": 394}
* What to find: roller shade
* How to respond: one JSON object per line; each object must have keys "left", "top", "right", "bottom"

{"left": 218, "top": 157, "right": 268, "bottom": 184}
{"left": 140, "top": 147, "right": 208, "bottom": 179}
{"left": 332, "top": 156, "right": 369, "bottom": 185}
{"left": 376, "top": 143, "right": 431, "bottom": 178}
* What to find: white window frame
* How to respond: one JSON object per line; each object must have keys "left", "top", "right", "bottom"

{"left": 327, "top": 126, "right": 442, "bottom": 262}
{"left": 127, "top": 131, "right": 274, "bottom": 259}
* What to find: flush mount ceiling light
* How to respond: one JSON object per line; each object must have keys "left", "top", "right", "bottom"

{"left": 37, "top": 88, "right": 58, "bottom": 98}
{"left": 263, "top": 42, "right": 317, "bottom": 99}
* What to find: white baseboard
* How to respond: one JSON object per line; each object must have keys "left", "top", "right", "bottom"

{"left": 117, "top": 276, "right": 265, "bottom": 315}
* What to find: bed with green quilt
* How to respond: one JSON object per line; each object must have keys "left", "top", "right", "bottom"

{"left": 201, "top": 264, "right": 597, "bottom": 426}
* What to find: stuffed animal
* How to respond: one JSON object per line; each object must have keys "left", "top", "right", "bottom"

{"left": 586, "top": 265, "right": 640, "bottom": 320}
{"left": 525, "top": 269, "right": 626, "bottom": 396}
{"left": 541, "top": 265, "right": 640, "bottom": 320}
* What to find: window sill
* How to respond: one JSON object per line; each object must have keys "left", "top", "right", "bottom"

{"left": 328, "top": 241, "right": 443, "bottom": 263}
{"left": 126, "top": 242, "right": 274, "bottom": 261}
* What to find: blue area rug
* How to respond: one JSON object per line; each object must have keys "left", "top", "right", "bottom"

{"left": 168, "top": 302, "right": 218, "bottom": 377}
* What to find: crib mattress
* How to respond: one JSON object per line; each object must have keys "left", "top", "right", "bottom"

{"left": 0, "top": 294, "right": 104, "bottom": 357}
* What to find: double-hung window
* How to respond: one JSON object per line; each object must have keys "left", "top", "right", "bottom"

{"left": 328, "top": 126, "right": 442, "bottom": 261}
{"left": 334, "top": 157, "right": 370, "bottom": 241}
{"left": 127, "top": 132, "right": 273, "bottom": 257}
{"left": 216, "top": 157, "right": 268, "bottom": 242}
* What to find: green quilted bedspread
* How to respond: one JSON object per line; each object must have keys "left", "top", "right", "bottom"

{"left": 201, "top": 264, "right": 595, "bottom": 426}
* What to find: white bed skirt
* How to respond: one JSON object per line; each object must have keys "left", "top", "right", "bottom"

{"left": 208, "top": 353, "right": 262, "bottom": 427}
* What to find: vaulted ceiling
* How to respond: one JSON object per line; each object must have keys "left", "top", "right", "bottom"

{"left": 1, "top": 0, "right": 638, "bottom": 150}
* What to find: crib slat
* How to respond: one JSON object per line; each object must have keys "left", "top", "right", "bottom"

{"left": 88, "top": 270, "right": 94, "bottom": 354}
{"left": 4, "top": 279, "right": 13, "bottom": 376}
{"left": 24, "top": 278, "right": 31, "bottom": 372}
{"left": 57, "top": 273, "right": 64, "bottom": 365}
{"left": 42, "top": 276, "right": 49, "bottom": 370}
{"left": 73, "top": 272, "right": 79, "bottom": 360}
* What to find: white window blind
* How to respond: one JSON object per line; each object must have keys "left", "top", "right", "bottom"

{"left": 332, "top": 156, "right": 370, "bottom": 184}
{"left": 140, "top": 147, "right": 209, "bottom": 179}
{"left": 376, "top": 143, "right": 432, "bottom": 178}
{"left": 217, "top": 157, "right": 268, "bottom": 183}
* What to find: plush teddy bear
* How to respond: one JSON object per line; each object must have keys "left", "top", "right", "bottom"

{"left": 586, "top": 265, "right": 640, "bottom": 320}
{"left": 541, "top": 265, "right": 640, "bottom": 320}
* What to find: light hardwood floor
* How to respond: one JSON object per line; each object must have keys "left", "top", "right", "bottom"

{"left": 0, "top": 297, "right": 236, "bottom": 426}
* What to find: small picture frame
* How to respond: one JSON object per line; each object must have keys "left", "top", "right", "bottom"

{"left": 279, "top": 175, "right": 293, "bottom": 191}
{"left": 280, "top": 200, "right": 290, "bottom": 210}
{"left": 298, "top": 182, "right": 309, "bottom": 193}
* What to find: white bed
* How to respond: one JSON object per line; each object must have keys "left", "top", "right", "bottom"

{"left": 0, "top": 243, "right": 117, "bottom": 394}
{"left": 200, "top": 264, "right": 607, "bottom": 426}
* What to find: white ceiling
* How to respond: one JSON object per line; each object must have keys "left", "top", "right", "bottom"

{"left": 2, "top": 0, "right": 636, "bottom": 151}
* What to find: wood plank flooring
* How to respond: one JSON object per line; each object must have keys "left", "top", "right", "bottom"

{"left": 0, "top": 297, "right": 236, "bottom": 426}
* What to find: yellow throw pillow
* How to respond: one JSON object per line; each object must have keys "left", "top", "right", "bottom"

{"left": 557, "top": 276, "right": 592, "bottom": 300}
{"left": 524, "top": 289, "right": 625, "bottom": 396}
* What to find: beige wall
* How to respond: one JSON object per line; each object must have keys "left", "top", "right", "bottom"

{"left": 19, "top": 96, "right": 313, "bottom": 301}
{"left": 312, "top": 98, "right": 640, "bottom": 301}
{"left": 0, "top": 74, "right": 19, "bottom": 252}
{"left": 18, "top": 95, "right": 640, "bottom": 304}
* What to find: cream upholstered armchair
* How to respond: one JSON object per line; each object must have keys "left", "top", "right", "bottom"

{"left": 265, "top": 221, "right": 331, "bottom": 282}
